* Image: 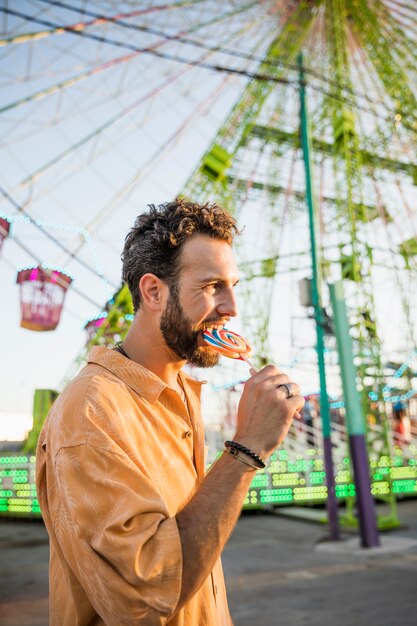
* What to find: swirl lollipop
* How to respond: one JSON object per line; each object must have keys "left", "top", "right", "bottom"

{"left": 202, "top": 328, "right": 255, "bottom": 368}
{"left": 203, "top": 328, "right": 301, "bottom": 418}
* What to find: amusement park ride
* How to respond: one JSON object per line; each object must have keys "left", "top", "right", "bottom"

{"left": 0, "top": 1, "right": 416, "bottom": 535}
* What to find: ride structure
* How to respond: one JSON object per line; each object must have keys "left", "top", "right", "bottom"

{"left": 181, "top": 0, "right": 417, "bottom": 526}
{"left": 0, "top": 1, "right": 416, "bottom": 522}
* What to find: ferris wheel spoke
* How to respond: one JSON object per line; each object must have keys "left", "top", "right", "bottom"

{"left": 351, "top": 0, "right": 417, "bottom": 128}
{"left": 384, "top": 0, "right": 417, "bottom": 20}
{"left": 0, "top": 23, "right": 266, "bottom": 292}
{"left": 55, "top": 14, "right": 271, "bottom": 264}
{"left": 373, "top": 3, "right": 417, "bottom": 81}
{"left": 64, "top": 64, "right": 259, "bottom": 260}
{"left": 0, "top": 2, "right": 256, "bottom": 118}
{"left": 8, "top": 63, "right": 206, "bottom": 191}
{"left": 0, "top": 0, "right": 209, "bottom": 47}
{"left": 5, "top": 5, "right": 268, "bottom": 205}
{"left": 0, "top": 1, "right": 263, "bottom": 161}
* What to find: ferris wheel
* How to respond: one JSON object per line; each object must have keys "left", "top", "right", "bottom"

{"left": 1, "top": 0, "right": 416, "bottom": 408}
{"left": 1, "top": 0, "right": 417, "bottom": 522}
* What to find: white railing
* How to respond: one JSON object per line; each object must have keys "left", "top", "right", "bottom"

{"left": 204, "top": 413, "right": 417, "bottom": 465}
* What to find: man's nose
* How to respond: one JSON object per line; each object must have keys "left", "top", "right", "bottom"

{"left": 217, "top": 288, "right": 238, "bottom": 318}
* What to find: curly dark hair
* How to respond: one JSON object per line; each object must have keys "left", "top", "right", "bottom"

{"left": 122, "top": 197, "right": 239, "bottom": 311}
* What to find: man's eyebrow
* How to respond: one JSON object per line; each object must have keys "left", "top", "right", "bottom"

{"left": 199, "top": 276, "right": 239, "bottom": 285}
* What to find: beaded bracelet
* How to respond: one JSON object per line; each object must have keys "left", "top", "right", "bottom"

{"left": 224, "top": 440, "right": 265, "bottom": 469}
{"left": 225, "top": 449, "right": 258, "bottom": 471}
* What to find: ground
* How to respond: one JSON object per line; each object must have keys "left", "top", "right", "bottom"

{"left": 1, "top": 500, "right": 416, "bottom": 625}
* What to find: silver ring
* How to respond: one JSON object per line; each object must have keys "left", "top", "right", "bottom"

{"left": 277, "top": 383, "right": 294, "bottom": 399}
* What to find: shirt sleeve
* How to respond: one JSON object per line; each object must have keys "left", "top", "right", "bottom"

{"left": 53, "top": 443, "right": 183, "bottom": 625}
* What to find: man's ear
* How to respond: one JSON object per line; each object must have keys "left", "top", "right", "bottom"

{"left": 139, "top": 274, "right": 166, "bottom": 311}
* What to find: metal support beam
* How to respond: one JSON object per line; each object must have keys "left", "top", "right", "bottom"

{"left": 248, "top": 124, "right": 417, "bottom": 180}
{"left": 298, "top": 52, "right": 340, "bottom": 541}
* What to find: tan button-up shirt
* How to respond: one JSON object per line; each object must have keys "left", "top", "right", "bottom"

{"left": 36, "top": 346, "right": 232, "bottom": 625}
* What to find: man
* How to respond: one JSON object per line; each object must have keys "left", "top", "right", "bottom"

{"left": 36, "top": 198, "right": 304, "bottom": 625}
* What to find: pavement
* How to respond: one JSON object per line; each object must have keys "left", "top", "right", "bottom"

{"left": 1, "top": 499, "right": 416, "bottom": 625}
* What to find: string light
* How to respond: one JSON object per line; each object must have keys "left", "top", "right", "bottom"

{"left": 0, "top": 209, "right": 114, "bottom": 297}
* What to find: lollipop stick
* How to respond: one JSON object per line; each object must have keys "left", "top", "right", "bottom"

{"left": 241, "top": 354, "right": 258, "bottom": 371}
{"left": 242, "top": 355, "right": 301, "bottom": 419}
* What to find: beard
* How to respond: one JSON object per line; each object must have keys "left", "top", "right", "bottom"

{"left": 160, "top": 285, "right": 220, "bottom": 368}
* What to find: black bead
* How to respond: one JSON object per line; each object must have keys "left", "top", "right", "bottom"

{"left": 224, "top": 440, "right": 265, "bottom": 469}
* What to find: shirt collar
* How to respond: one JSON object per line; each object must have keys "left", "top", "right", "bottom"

{"left": 87, "top": 346, "right": 204, "bottom": 404}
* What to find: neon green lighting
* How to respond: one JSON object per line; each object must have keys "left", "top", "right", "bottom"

{"left": 2, "top": 445, "right": 417, "bottom": 518}
{"left": 390, "top": 467, "right": 417, "bottom": 479}
{"left": 393, "top": 479, "right": 417, "bottom": 493}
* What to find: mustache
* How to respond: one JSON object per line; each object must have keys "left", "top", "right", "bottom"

{"left": 196, "top": 318, "right": 230, "bottom": 331}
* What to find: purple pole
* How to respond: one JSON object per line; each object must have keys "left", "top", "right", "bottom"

{"left": 349, "top": 435, "right": 380, "bottom": 546}
{"left": 330, "top": 281, "right": 380, "bottom": 547}
{"left": 323, "top": 437, "right": 340, "bottom": 539}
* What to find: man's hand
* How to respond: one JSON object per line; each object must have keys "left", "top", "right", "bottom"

{"left": 234, "top": 365, "right": 305, "bottom": 459}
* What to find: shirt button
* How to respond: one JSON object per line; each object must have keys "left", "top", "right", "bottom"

{"left": 182, "top": 430, "right": 192, "bottom": 438}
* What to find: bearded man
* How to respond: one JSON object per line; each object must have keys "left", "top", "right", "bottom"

{"left": 36, "top": 198, "right": 304, "bottom": 625}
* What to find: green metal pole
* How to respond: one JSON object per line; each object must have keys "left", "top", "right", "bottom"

{"left": 298, "top": 52, "right": 339, "bottom": 540}
{"left": 329, "top": 281, "right": 380, "bottom": 547}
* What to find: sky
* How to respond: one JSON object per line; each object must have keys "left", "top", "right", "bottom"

{"left": 1, "top": 1, "right": 416, "bottom": 441}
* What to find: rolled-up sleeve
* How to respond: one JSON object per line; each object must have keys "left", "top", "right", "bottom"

{"left": 54, "top": 443, "right": 183, "bottom": 625}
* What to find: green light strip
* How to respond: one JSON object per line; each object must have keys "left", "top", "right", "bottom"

{"left": 1, "top": 451, "right": 416, "bottom": 516}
